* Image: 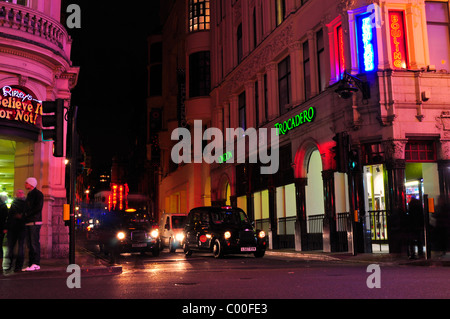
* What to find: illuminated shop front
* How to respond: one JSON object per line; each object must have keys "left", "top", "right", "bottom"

{"left": 0, "top": 86, "right": 42, "bottom": 207}
{"left": 360, "top": 140, "right": 443, "bottom": 253}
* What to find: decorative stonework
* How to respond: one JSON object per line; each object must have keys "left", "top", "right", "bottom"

{"left": 438, "top": 140, "right": 450, "bottom": 161}
{"left": 383, "top": 139, "right": 408, "bottom": 160}
{"left": 223, "top": 22, "right": 294, "bottom": 96}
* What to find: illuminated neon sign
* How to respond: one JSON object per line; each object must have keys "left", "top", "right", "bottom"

{"left": 0, "top": 86, "right": 42, "bottom": 125}
{"left": 356, "top": 13, "right": 377, "bottom": 73}
{"left": 274, "top": 107, "right": 316, "bottom": 136}
{"left": 389, "top": 11, "right": 407, "bottom": 69}
{"left": 218, "top": 151, "right": 233, "bottom": 164}
{"left": 337, "top": 25, "right": 345, "bottom": 79}
{"left": 109, "top": 183, "right": 129, "bottom": 211}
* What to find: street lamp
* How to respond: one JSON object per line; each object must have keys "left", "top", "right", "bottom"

{"left": 335, "top": 72, "right": 371, "bottom": 101}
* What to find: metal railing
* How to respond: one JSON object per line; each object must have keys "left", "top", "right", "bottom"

{"left": 368, "top": 210, "right": 389, "bottom": 243}
{"left": 277, "top": 216, "right": 297, "bottom": 235}
{"left": 307, "top": 214, "right": 324, "bottom": 234}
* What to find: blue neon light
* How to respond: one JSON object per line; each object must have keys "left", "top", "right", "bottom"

{"left": 357, "top": 13, "right": 377, "bottom": 73}
{"left": 361, "top": 17, "right": 375, "bottom": 71}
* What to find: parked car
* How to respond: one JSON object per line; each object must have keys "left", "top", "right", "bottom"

{"left": 183, "top": 206, "right": 267, "bottom": 258}
{"left": 89, "top": 210, "right": 160, "bottom": 262}
{"left": 159, "top": 212, "right": 187, "bottom": 252}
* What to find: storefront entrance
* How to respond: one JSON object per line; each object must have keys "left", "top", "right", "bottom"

{"left": 362, "top": 140, "right": 440, "bottom": 253}
{"left": 0, "top": 136, "right": 35, "bottom": 206}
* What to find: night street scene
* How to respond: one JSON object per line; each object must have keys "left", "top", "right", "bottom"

{"left": 1, "top": 0, "right": 450, "bottom": 311}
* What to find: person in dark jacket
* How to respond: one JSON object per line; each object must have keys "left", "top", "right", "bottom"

{"left": 0, "top": 195, "right": 8, "bottom": 261}
{"left": 23, "top": 177, "right": 44, "bottom": 271}
{"left": 4, "top": 189, "right": 27, "bottom": 272}
{"left": 408, "top": 197, "right": 424, "bottom": 259}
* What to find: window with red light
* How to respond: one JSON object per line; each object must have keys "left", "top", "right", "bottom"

{"left": 336, "top": 25, "right": 346, "bottom": 79}
{"left": 405, "top": 141, "right": 436, "bottom": 162}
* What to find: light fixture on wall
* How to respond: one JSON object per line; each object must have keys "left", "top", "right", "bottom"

{"left": 335, "top": 72, "right": 371, "bottom": 101}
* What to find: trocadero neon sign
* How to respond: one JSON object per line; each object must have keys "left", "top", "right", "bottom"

{"left": 274, "top": 106, "right": 316, "bottom": 136}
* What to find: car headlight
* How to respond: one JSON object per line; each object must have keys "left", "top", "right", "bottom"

{"left": 175, "top": 233, "right": 185, "bottom": 242}
{"left": 150, "top": 229, "right": 159, "bottom": 238}
{"left": 258, "top": 231, "right": 266, "bottom": 239}
{"left": 224, "top": 231, "right": 232, "bottom": 240}
{"left": 117, "top": 231, "right": 126, "bottom": 240}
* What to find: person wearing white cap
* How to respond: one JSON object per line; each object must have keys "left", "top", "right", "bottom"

{"left": 23, "top": 177, "right": 43, "bottom": 271}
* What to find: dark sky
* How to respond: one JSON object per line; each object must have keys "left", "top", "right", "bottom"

{"left": 64, "top": 1, "right": 160, "bottom": 171}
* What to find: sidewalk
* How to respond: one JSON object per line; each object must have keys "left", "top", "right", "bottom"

{"left": 265, "top": 249, "right": 450, "bottom": 266}
{"left": 1, "top": 248, "right": 122, "bottom": 278}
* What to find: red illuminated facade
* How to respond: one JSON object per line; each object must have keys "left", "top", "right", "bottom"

{"left": 148, "top": 0, "right": 450, "bottom": 254}
{"left": 0, "top": 0, "right": 79, "bottom": 258}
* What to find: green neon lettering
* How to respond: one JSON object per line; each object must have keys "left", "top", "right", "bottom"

{"left": 287, "top": 118, "right": 292, "bottom": 130}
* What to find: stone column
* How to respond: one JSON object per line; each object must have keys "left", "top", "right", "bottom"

{"left": 384, "top": 139, "right": 408, "bottom": 254}
{"left": 294, "top": 178, "right": 307, "bottom": 251}
{"left": 322, "top": 169, "right": 336, "bottom": 252}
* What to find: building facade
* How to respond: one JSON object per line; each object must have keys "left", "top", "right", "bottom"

{"left": 147, "top": 0, "right": 213, "bottom": 219}
{"left": 0, "top": 0, "right": 79, "bottom": 258}
{"left": 149, "top": 0, "right": 450, "bottom": 254}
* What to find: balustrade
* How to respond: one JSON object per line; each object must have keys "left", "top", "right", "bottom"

{"left": 0, "top": 2, "right": 69, "bottom": 57}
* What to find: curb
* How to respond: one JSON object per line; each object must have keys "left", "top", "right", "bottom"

{"left": 265, "top": 250, "right": 450, "bottom": 266}
{"left": 1, "top": 265, "right": 122, "bottom": 279}
{"left": 265, "top": 250, "right": 341, "bottom": 262}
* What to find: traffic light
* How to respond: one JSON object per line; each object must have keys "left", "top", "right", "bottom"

{"left": 332, "top": 132, "right": 349, "bottom": 173}
{"left": 349, "top": 149, "right": 359, "bottom": 171}
{"left": 41, "top": 99, "right": 65, "bottom": 157}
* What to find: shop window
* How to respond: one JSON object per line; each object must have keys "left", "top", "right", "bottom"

{"left": 405, "top": 141, "right": 436, "bottom": 162}
{"left": 189, "top": 0, "right": 210, "bottom": 32}
{"left": 253, "top": 190, "right": 269, "bottom": 221}
{"left": 425, "top": 1, "right": 450, "bottom": 71}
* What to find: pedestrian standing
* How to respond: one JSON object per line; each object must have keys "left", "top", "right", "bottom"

{"left": 4, "top": 189, "right": 27, "bottom": 272}
{"left": 407, "top": 197, "right": 424, "bottom": 259}
{"left": 23, "top": 177, "right": 43, "bottom": 271}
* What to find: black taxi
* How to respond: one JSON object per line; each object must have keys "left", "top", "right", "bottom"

{"left": 183, "top": 206, "right": 267, "bottom": 258}
{"left": 88, "top": 210, "right": 160, "bottom": 261}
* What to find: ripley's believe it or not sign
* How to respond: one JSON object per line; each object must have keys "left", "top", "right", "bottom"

{"left": 0, "top": 86, "right": 42, "bottom": 125}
